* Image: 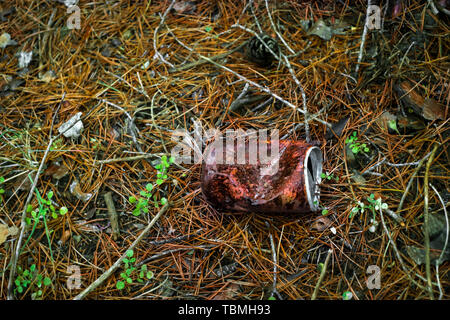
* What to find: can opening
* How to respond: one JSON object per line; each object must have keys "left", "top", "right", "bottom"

{"left": 304, "top": 146, "right": 323, "bottom": 211}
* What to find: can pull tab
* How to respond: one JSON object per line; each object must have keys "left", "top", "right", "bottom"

{"left": 305, "top": 146, "right": 323, "bottom": 211}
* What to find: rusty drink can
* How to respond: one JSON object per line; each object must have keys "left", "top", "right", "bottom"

{"left": 201, "top": 137, "right": 322, "bottom": 214}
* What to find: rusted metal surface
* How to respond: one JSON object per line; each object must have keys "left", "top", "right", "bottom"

{"left": 201, "top": 139, "right": 322, "bottom": 214}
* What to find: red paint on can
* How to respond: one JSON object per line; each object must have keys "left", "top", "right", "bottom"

{"left": 201, "top": 139, "right": 322, "bottom": 214}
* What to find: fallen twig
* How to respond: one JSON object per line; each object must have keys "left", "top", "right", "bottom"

{"left": 73, "top": 203, "right": 170, "bottom": 300}
{"left": 264, "top": 0, "right": 295, "bottom": 55}
{"left": 311, "top": 249, "right": 332, "bottom": 300}
{"left": 265, "top": 221, "right": 281, "bottom": 300}
{"left": 429, "top": 184, "right": 449, "bottom": 267}
{"left": 430, "top": 183, "right": 448, "bottom": 300}
{"left": 423, "top": 144, "right": 439, "bottom": 300}
{"left": 379, "top": 206, "right": 432, "bottom": 293}
{"left": 397, "top": 151, "right": 433, "bottom": 216}
{"left": 95, "top": 154, "right": 165, "bottom": 165}
{"left": 153, "top": 0, "right": 176, "bottom": 68}
{"left": 355, "top": 0, "right": 372, "bottom": 74}
{"left": 7, "top": 93, "right": 67, "bottom": 299}
{"left": 104, "top": 192, "right": 120, "bottom": 241}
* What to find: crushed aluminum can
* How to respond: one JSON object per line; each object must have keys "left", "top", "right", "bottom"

{"left": 201, "top": 138, "right": 323, "bottom": 214}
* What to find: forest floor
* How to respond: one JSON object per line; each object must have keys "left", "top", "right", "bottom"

{"left": 0, "top": 0, "right": 449, "bottom": 300}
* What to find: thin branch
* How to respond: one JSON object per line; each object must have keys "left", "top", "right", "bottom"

{"left": 396, "top": 151, "right": 433, "bottom": 216}
{"left": 423, "top": 144, "right": 439, "bottom": 300}
{"left": 73, "top": 203, "right": 170, "bottom": 300}
{"left": 153, "top": 0, "right": 176, "bottom": 68}
{"left": 7, "top": 92, "right": 67, "bottom": 299}
{"left": 265, "top": 221, "right": 281, "bottom": 300}
{"left": 95, "top": 154, "right": 165, "bottom": 165}
{"left": 311, "top": 249, "right": 332, "bottom": 300}
{"left": 379, "top": 206, "right": 430, "bottom": 292}
{"left": 264, "top": 0, "right": 295, "bottom": 54}
{"left": 429, "top": 183, "right": 449, "bottom": 266}
{"left": 355, "top": 0, "right": 372, "bottom": 74}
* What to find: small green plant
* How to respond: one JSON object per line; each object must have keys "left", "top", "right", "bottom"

{"left": 321, "top": 172, "right": 339, "bottom": 182}
{"left": 313, "top": 200, "right": 329, "bottom": 216}
{"left": 116, "top": 250, "right": 154, "bottom": 290}
{"left": 137, "top": 264, "right": 154, "bottom": 284}
{"left": 349, "top": 200, "right": 365, "bottom": 219}
{"left": 50, "top": 137, "right": 64, "bottom": 151}
{"left": 388, "top": 120, "right": 399, "bottom": 133}
{"left": 155, "top": 155, "right": 174, "bottom": 186}
{"left": 14, "top": 264, "right": 52, "bottom": 299}
{"left": 129, "top": 183, "right": 154, "bottom": 216}
{"left": 25, "top": 191, "right": 68, "bottom": 225}
{"left": 349, "top": 194, "right": 389, "bottom": 232}
{"left": 342, "top": 291, "right": 353, "bottom": 300}
{"left": 345, "top": 131, "right": 370, "bottom": 154}
{"left": 129, "top": 155, "right": 174, "bottom": 216}
{"left": 0, "top": 176, "right": 5, "bottom": 203}
{"left": 23, "top": 190, "right": 68, "bottom": 260}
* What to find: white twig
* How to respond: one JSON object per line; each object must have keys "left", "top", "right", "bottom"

{"left": 430, "top": 185, "right": 447, "bottom": 301}
{"left": 266, "top": 222, "right": 281, "bottom": 299}
{"left": 169, "top": 31, "right": 330, "bottom": 128}
{"left": 250, "top": 0, "right": 263, "bottom": 34}
{"left": 232, "top": 23, "right": 316, "bottom": 138}
{"left": 355, "top": 0, "right": 372, "bottom": 74}
{"left": 153, "top": 0, "right": 176, "bottom": 68}
{"left": 363, "top": 151, "right": 433, "bottom": 176}
{"left": 101, "top": 99, "right": 143, "bottom": 154}
{"left": 379, "top": 206, "right": 433, "bottom": 292}
{"left": 429, "top": 184, "right": 449, "bottom": 266}
{"left": 281, "top": 55, "right": 310, "bottom": 142}
{"left": 264, "top": 0, "right": 295, "bottom": 54}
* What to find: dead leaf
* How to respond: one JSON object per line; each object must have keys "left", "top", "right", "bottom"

{"left": 406, "top": 246, "right": 445, "bottom": 265}
{"left": 70, "top": 180, "right": 92, "bottom": 202}
{"left": 13, "top": 173, "right": 35, "bottom": 191}
{"left": 0, "top": 7, "right": 16, "bottom": 22}
{"left": 422, "top": 98, "right": 446, "bottom": 121}
{"left": 212, "top": 283, "right": 240, "bottom": 300}
{"left": 397, "top": 114, "right": 426, "bottom": 132}
{"left": 325, "top": 117, "right": 349, "bottom": 139}
{"left": 60, "top": 229, "right": 71, "bottom": 244}
{"left": 0, "top": 224, "right": 8, "bottom": 245}
{"left": 84, "top": 207, "right": 96, "bottom": 219}
{"left": 396, "top": 81, "right": 446, "bottom": 121}
{"left": 351, "top": 170, "right": 366, "bottom": 185}
{"left": 39, "top": 70, "right": 56, "bottom": 83}
{"left": 307, "top": 19, "right": 333, "bottom": 41}
{"left": 44, "top": 163, "right": 69, "bottom": 180}
{"left": 396, "top": 81, "right": 425, "bottom": 112}
{"left": 307, "top": 19, "right": 349, "bottom": 41}
{"left": 311, "top": 216, "right": 332, "bottom": 232}
{"left": 172, "top": 1, "right": 197, "bottom": 15}
{"left": 0, "top": 224, "right": 18, "bottom": 245}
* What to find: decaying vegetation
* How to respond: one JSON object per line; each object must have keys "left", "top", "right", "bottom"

{"left": 0, "top": 0, "right": 448, "bottom": 300}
